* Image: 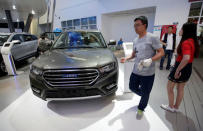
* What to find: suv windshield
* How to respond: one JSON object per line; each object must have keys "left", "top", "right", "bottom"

{"left": 45, "top": 32, "right": 61, "bottom": 41}
{"left": 52, "top": 31, "right": 107, "bottom": 49}
{"left": 0, "top": 35, "right": 9, "bottom": 46}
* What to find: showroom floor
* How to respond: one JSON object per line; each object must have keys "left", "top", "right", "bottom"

{"left": 0, "top": 56, "right": 203, "bottom": 131}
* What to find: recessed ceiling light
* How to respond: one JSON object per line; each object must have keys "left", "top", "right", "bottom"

{"left": 17, "top": 19, "right": 19, "bottom": 22}
{"left": 3, "top": 17, "right": 6, "bottom": 20}
{"left": 13, "top": 5, "right": 16, "bottom": 10}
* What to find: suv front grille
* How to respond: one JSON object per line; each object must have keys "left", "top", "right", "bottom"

{"left": 43, "top": 69, "right": 99, "bottom": 88}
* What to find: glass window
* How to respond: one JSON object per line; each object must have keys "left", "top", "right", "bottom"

{"left": 63, "top": 16, "right": 97, "bottom": 30}
{"left": 188, "top": 17, "right": 199, "bottom": 24}
{"left": 201, "top": 6, "right": 203, "bottom": 16}
{"left": 0, "top": 35, "right": 9, "bottom": 46}
{"left": 53, "top": 31, "right": 106, "bottom": 49}
{"left": 67, "top": 20, "right": 73, "bottom": 27}
{"left": 61, "top": 21, "right": 67, "bottom": 28}
{"left": 68, "top": 27, "right": 75, "bottom": 30}
{"left": 89, "top": 25, "right": 97, "bottom": 29}
{"left": 74, "top": 26, "right": 81, "bottom": 30}
{"left": 200, "top": 17, "right": 203, "bottom": 24}
{"left": 81, "top": 26, "right": 88, "bottom": 29}
{"left": 24, "top": 35, "right": 32, "bottom": 42}
{"left": 81, "top": 18, "right": 88, "bottom": 25}
{"left": 189, "top": 2, "right": 202, "bottom": 16}
{"left": 73, "top": 19, "right": 80, "bottom": 26}
{"left": 12, "top": 34, "right": 24, "bottom": 42}
{"left": 32, "top": 35, "right": 38, "bottom": 40}
{"left": 88, "top": 16, "right": 96, "bottom": 24}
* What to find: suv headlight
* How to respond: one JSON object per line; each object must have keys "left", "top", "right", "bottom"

{"left": 99, "top": 62, "right": 115, "bottom": 73}
{"left": 30, "top": 65, "right": 43, "bottom": 75}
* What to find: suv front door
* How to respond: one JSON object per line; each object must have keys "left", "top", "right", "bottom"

{"left": 23, "top": 34, "right": 35, "bottom": 57}
{"left": 10, "top": 34, "right": 25, "bottom": 60}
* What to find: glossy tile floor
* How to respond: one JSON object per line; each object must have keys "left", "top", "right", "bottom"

{"left": 0, "top": 57, "right": 202, "bottom": 131}
{"left": 0, "top": 59, "right": 33, "bottom": 112}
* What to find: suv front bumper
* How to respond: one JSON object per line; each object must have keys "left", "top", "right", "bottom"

{"left": 29, "top": 69, "right": 118, "bottom": 101}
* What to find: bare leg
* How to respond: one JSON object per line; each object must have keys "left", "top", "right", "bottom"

{"left": 174, "top": 82, "right": 186, "bottom": 109}
{"left": 167, "top": 80, "right": 176, "bottom": 108}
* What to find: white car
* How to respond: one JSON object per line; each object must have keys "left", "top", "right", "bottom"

{"left": 0, "top": 32, "right": 38, "bottom": 74}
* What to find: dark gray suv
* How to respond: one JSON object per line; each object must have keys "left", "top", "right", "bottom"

{"left": 29, "top": 30, "right": 118, "bottom": 100}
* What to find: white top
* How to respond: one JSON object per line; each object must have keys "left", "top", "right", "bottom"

{"left": 132, "top": 32, "right": 162, "bottom": 76}
{"left": 162, "top": 33, "right": 173, "bottom": 50}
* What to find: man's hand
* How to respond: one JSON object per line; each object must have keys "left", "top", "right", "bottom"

{"left": 120, "top": 57, "right": 126, "bottom": 63}
{"left": 161, "top": 41, "right": 167, "bottom": 46}
{"left": 163, "top": 43, "right": 167, "bottom": 46}
{"left": 142, "top": 58, "right": 152, "bottom": 67}
{"left": 138, "top": 60, "right": 143, "bottom": 71}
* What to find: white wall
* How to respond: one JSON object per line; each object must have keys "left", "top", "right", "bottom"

{"left": 54, "top": 0, "right": 104, "bottom": 30}
{"left": 101, "top": 12, "right": 155, "bottom": 43}
{"left": 103, "top": 15, "right": 137, "bottom": 43}
{"left": 0, "top": 28, "right": 22, "bottom": 33}
{"left": 39, "top": 0, "right": 54, "bottom": 24}
{"left": 53, "top": 0, "right": 191, "bottom": 42}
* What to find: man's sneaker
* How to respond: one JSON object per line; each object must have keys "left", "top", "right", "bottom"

{"left": 136, "top": 109, "right": 143, "bottom": 119}
{"left": 159, "top": 67, "right": 163, "bottom": 70}
{"left": 160, "top": 104, "right": 175, "bottom": 113}
{"left": 174, "top": 108, "right": 180, "bottom": 113}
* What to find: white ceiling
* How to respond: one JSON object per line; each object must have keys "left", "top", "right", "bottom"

{"left": 0, "top": 0, "right": 48, "bottom": 22}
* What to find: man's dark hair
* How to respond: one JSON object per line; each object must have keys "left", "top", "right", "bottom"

{"left": 134, "top": 16, "right": 148, "bottom": 29}
{"left": 168, "top": 26, "right": 173, "bottom": 29}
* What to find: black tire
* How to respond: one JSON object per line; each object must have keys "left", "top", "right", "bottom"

{"left": 0, "top": 59, "right": 7, "bottom": 76}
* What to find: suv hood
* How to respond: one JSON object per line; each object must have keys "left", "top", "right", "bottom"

{"left": 32, "top": 48, "right": 116, "bottom": 69}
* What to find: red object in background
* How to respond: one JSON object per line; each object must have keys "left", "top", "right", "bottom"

{"left": 188, "top": 0, "right": 202, "bottom": 2}
{"left": 160, "top": 25, "right": 177, "bottom": 40}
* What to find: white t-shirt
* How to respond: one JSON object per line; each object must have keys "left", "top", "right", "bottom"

{"left": 132, "top": 32, "right": 162, "bottom": 76}
{"left": 162, "top": 33, "right": 173, "bottom": 50}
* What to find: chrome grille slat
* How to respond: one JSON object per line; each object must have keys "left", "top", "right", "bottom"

{"left": 44, "top": 75, "right": 98, "bottom": 80}
{"left": 47, "top": 83, "right": 90, "bottom": 87}
{"left": 43, "top": 69, "right": 99, "bottom": 88}
{"left": 49, "top": 79, "right": 93, "bottom": 84}
{"left": 43, "top": 72, "right": 98, "bottom": 77}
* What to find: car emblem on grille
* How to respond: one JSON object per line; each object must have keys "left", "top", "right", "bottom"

{"left": 65, "top": 74, "right": 78, "bottom": 78}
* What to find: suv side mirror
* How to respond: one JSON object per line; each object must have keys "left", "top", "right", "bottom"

{"left": 12, "top": 40, "right": 21, "bottom": 45}
{"left": 108, "top": 40, "right": 116, "bottom": 45}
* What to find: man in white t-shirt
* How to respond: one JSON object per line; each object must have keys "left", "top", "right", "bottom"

{"left": 120, "top": 16, "right": 164, "bottom": 118}
{"left": 159, "top": 26, "right": 176, "bottom": 70}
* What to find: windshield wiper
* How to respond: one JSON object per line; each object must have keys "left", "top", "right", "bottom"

{"left": 52, "top": 46, "right": 105, "bottom": 49}
{"left": 78, "top": 46, "right": 97, "bottom": 48}
{"left": 52, "top": 47, "right": 70, "bottom": 50}
{"left": 77, "top": 46, "right": 106, "bottom": 48}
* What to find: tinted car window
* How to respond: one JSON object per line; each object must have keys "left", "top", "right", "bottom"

{"left": 12, "top": 34, "right": 24, "bottom": 42}
{"left": 32, "top": 35, "right": 38, "bottom": 40}
{"left": 24, "top": 35, "right": 32, "bottom": 42}
{"left": 0, "top": 35, "right": 9, "bottom": 46}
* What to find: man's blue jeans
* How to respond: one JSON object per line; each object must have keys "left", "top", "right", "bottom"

{"left": 129, "top": 73, "right": 155, "bottom": 111}
{"left": 160, "top": 50, "right": 173, "bottom": 69}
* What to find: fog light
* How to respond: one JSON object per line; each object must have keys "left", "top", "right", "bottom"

{"left": 32, "top": 88, "right": 41, "bottom": 94}
{"left": 106, "top": 83, "right": 116, "bottom": 90}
